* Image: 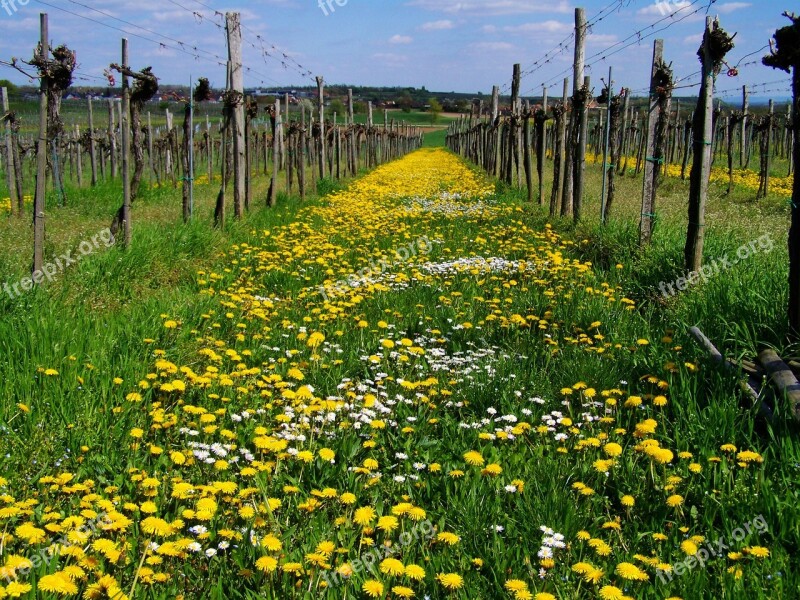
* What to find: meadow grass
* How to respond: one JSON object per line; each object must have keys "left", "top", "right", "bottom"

{"left": 0, "top": 144, "right": 795, "bottom": 600}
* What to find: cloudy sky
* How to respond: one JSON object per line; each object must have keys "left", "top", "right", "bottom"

{"left": 0, "top": 0, "right": 792, "bottom": 100}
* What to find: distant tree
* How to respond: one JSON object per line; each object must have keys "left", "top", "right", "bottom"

{"left": 353, "top": 101, "right": 367, "bottom": 115}
{"left": 399, "top": 92, "right": 413, "bottom": 113}
{"left": 428, "top": 97, "right": 443, "bottom": 124}
{"left": 330, "top": 98, "right": 345, "bottom": 117}
{"left": 298, "top": 98, "right": 314, "bottom": 115}
{"left": 0, "top": 79, "right": 17, "bottom": 94}
{"left": 454, "top": 99, "right": 469, "bottom": 113}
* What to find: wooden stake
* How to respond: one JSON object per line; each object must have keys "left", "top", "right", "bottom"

{"left": 226, "top": 12, "right": 246, "bottom": 218}
{"left": 685, "top": 17, "right": 717, "bottom": 272}
{"left": 1, "top": 87, "right": 18, "bottom": 217}
{"left": 33, "top": 13, "right": 48, "bottom": 276}
{"left": 640, "top": 40, "right": 666, "bottom": 245}
{"left": 316, "top": 76, "right": 326, "bottom": 179}
{"left": 87, "top": 96, "right": 97, "bottom": 186}
{"left": 121, "top": 38, "right": 131, "bottom": 247}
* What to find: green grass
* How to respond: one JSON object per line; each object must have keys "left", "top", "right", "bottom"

{"left": 0, "top": 142, "right": 795, "bottom": 599}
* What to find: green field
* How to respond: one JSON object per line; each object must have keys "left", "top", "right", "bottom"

{"left": 0, "top": 131, "right": 796, "bottom": 600}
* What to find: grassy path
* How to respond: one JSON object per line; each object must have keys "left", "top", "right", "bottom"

{"left": 0, "top": 149, "right": 793, "bottom": 600}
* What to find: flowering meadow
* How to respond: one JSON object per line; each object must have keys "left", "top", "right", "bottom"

{"left": 0, "top": 148, "right": 793, "bottom": 599}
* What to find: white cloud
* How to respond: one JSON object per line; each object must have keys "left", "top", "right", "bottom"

{"left": 482, "top": 25, "right": 498, "bottom": 34}
{"left": 587, "top": 33, "right": 618, "bottom": 46}
{"left": 421, "top": 19, "right": 455, "bottom": 31}
{"left": 636, "top": 0, "right": 692, "bottom": 18}
{"left": 717, "top": 2, "right": 751, "bottom": 14}
{"left": 407, "top": 0, "right": 570, "bottom": 16}
{"left": 503, "top": 20, "right": 571, "bottom": 35}
{"left": 389, "top": 34, "right": 414, "bottom": 44}
{"left": 372, "top": 53, "right": 409, "bottom": 65}
{"left": 471, "top": 41, "right": 514, "bottom": 51}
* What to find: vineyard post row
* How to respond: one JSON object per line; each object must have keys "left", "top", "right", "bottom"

{"left": 446, "top": 9, "right": 800, "bottom": 339}
{"left": 0, "top": 11, "right": 424, "bottom": 277}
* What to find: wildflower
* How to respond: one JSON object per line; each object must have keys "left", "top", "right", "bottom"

{"left": 255, "top": 556, "right": 278, "bottom": 573}
{"left": 667, "top": 495, "right": 685, "bottom": 508}
{"left": 380, "top": 558, "right": 405, "bottom": 576}
{"left": 615, "top": 562, "right": 648, "bottom": 581}
{"left": 362, "top": 580, "right": 384, "bottom": 598}
{"left": 436, "top": 573, "right": 464, "bottom": 590}
{"left": 404, "top": 564, "right": 426, "bottom": 580}
{"left": 463, "top": 451, "right": 485, "bottom": 466}
{"left": 599, "top": 586, "right": 624, "bottom": 599}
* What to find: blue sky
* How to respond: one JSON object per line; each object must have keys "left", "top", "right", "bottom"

{"left": 0, "top": 0, "right": 792, "bottom": 100}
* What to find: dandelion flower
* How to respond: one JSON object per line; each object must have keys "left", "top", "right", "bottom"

{"left": 362, "top": 580, "right": 384, "bottom": 598}
{"left": 436, "top": 572, "right": 464, "bottom": 590}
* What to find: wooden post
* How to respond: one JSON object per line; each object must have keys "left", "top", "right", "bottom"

{"left": 600, "top": 67, "right": 612, "bottom": 224}
{"left": 269, "top": 99, "right": 279, "bottom": 207}
{"left": 165, "top": 109, "right": 174, "bottom": 184}
{"left": 1, "top": 87, "right": 18, "bottom": 217}
{"left": 788, "top": 48, "right": 800, "bottom": 337}
{"left": 87, "top": 96, "right": 97, "bottom": 186}
{"left": 523, "top": 99, "right": 533, "bottom": 202}
{"left": 537, "top": 86, "right": 548, "bottom": 205}
{"left": 33, "top": 13, "right": 48, "bottom": 275}
{"left": 206, "top": 114, "right": 212, "bottom": 185}
{"left": 564, "top": 7, "right": 586, "bottom": 215}
{"left": 282, "top": 92, "right": 288, "bottom": 170}
{"left": 685, "top": 17, "right": 720, "bottom": 272}
{"left": 640, "top": 40, "right": 665, "bottom": 245}
{"left": 347, "top": 88, "right": 355, "bottom": 175}
{"left": 299, "top": 102, "right": 306, "bottom": 200}
{"left": 619, "top": 93, "right": 631, "bottom": 174}
{"left": 121, "top": 38, "right": 131, "bottom": 246}
{"left": 108, "top": 99, "right": 117, "bottom": 179}
{"left": 765, "top": 99, "right": 774, "bottom": 197}
{"left": 555, "top": 78, "right": 569, "bottom": 216}
{"left": 75, "top": 125, "right": 83, "bottom": 187}
{"left": 226, "top": 12, "right": 246, "bottom": 218}
{"left": 740, "top": 85, "right": 748, "bottom": 168}
{"left": 147, "top": 112, "right": 158, "bottom": 185}
{"left": 573, "top": 74, "right": 589, "bottom": 222}
{"left": 491, "top": 85, "right": 500, "bottom": 176}
{"left": 316, "top": 76, "right": 326, "bottom": 179}
{"left": 505, "top": 64, "right": 521, "bottom": 186}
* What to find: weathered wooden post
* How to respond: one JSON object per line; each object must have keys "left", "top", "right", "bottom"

{"left": 316, "top": 76, "right": 326, "bottom": 179}
{"left": 640, "top": 40, "right": 671, "bottom": 245}
{"left": 87, "top": 96, "right": 97, "bottom": 186}
{"left": 573, "top": 74, "right": 590, "bottom": 222}
{"left": 762, "top": 13, "right": 799, "bottom": 336}
{"left": 536, "top": 86, "right": 548, "bottom": 206}
{"left": 740, "top": 85, "right": 748, "bottom": 167}
{"left": 108, "top": 99, "right": 117, "bottom": 179}
{"left": 226, "top": 12, "right": 245, "bottom": 218}
{"left": 685, "top": 17, "right": 734, "bottom": 272}
{"left": 121, "top": 38, "right": 131, "bottom": 246}
{"left": 600, "top": 67, "right": 612, "bottom": 224}
{"left": 33, "top": 13, "right": 48, "bottom": 275}
{"left": 1, "top": 87, "right": 18, "bottom": 216}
